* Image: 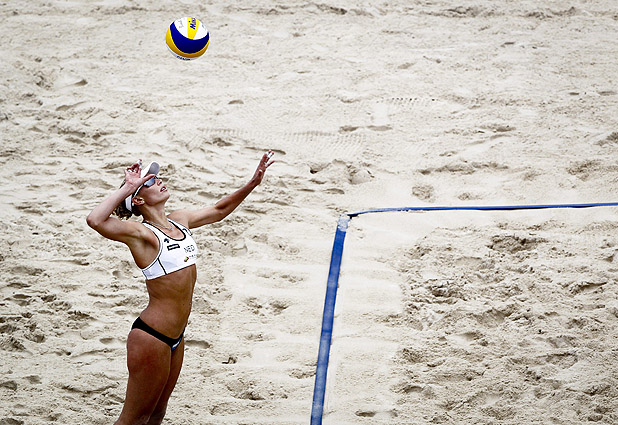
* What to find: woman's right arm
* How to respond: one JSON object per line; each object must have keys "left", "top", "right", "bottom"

{"left": 86, "top": 162, "right": 153, "bottom": 243}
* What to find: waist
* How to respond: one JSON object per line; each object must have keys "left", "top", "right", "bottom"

{"left": 140, "top": 303, "right": 191, "bottom": 339}
{"left": 142, "top": 266, "right": 196, "bottom": 335}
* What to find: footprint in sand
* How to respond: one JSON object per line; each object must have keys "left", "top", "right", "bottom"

{"left": 355, "top": 408, "right": 398, "bottom": 418}
{"left": 185, "top": 339, "right": 212, "bottom": 350}
{"left": 348, "top": 166, "right": 373, "bottom": 185}
{"left": 99, "top": 337, "right": 122, "bottom": 346}
{"left": 54, "top": 100, "right": 88, "bottom": 112}
{"left": 244, "top": 297, "right": 290, "bottom": 316}
{"left": 479, "top": 392, "right": 502, "bottom": 406}
{"left": 2, "top": 330, "right": 29, "bottom": 350}
{"left": 448, "top": 331, "right": 482, "bottom": 348}
{"left": 287, "top": 367, "right": 314, "bottom": 379}
{"left": 53, "top": 72, "right": 88, "bottom": 90}
{"left": 411, "top": 183, "right": 435, "bottom": 201}
{"left": 488, "top": 233, "right": 546, "bottom": 254}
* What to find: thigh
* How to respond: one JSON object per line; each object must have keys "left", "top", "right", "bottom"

{"left": 149, "top": 338, "right": 185, "bottom": 420}
{"left": 116, "top": 329, "right": 172, "bottom": 424}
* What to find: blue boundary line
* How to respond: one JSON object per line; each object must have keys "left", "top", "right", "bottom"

{"left": 311, "top": 214, "right": 350, "bottom": 425}
{"left": 310, "top": 202, "right": 618, "bottom": 424}
{"left": 348, "top": 202, "right": 618, "bottom": 217}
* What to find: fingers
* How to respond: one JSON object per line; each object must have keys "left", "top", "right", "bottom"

{"left": 124, "top": 161, "right": 145, "bottom": 187}
{"left": 263, "top": 150, "right": 275, "bottom": 167}
{"left": 261, "top": 150, "right": 273, "bottom": 163}
{"left": 126, "top": 161, "right": 142, "bottom": 173}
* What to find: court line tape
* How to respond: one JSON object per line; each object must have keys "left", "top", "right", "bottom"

{"left": 310, "top": 202, "right": 618, "bottom": 425}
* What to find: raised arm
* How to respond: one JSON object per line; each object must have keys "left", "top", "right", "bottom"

{"left": 170, "top": 151, "right": 274, "bottom": 229}
{"left": 86, "top": 162, "right": 155, "bottom": 243}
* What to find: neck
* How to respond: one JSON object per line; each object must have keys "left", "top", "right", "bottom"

{"left": 141, "top": 208, "right": 168, "bottom": 226}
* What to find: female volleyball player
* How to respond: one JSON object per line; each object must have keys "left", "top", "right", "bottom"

{"left": 86, "top": 152, "right": 274, "bottom": 425}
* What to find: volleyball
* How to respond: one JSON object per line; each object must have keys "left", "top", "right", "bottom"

{"left": 166, "top": 17, "right": 209, "bottom": 60}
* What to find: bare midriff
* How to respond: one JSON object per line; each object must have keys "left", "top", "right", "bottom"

{"left": 139, "top": 264, "right": 197, "bottom": 339}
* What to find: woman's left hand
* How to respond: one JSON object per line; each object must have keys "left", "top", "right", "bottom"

{"left": 250, "top": 150, "right": 275, "bottom": 186}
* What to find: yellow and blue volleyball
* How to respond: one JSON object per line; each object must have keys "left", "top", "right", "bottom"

{"left": 166, "top": 17, "right": 209, "bottom": 60}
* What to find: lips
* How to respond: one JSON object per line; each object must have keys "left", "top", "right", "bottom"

{"left": 161, "top": 186, "right": 167, "bottom": 192}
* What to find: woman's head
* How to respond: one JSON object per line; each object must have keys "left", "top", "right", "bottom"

{"left": 113, "top": 161, "right": 167, "bottom": 219}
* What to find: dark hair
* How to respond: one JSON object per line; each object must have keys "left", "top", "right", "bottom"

{"left": 112, "top": 181, "right": 141, "bottom": 219}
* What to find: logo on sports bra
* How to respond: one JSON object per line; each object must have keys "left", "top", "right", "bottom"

{"left": 167, "top": 244, "right": 180, "bottom": 251}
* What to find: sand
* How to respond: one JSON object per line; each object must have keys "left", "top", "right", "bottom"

{"left": 2, "top": 0, "right": 618, "bottom": 424}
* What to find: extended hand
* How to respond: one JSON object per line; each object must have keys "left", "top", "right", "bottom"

{"left": 251, "top": 151, "right": 275, "bottom": 186}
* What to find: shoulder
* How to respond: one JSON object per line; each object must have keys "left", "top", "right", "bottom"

{"left": 167, "top": 207, "right": 221, "bottom": 229}
{"left": 167, "top": 210, "right": 191, "bottom": 228}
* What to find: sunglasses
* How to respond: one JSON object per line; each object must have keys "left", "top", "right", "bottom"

{"left": 143, "top": 175, "right": 158, "bottom": 187}
{"left": 133, "top": 175, "right": 161, "bottom": 198}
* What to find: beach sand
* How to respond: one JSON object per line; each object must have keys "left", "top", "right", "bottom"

{"left": 2, "top": 1, "right": 618, "bottom": 424}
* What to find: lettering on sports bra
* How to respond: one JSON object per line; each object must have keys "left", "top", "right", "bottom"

{"left": 140, "top": 219, "right": 199, "bottom": 280}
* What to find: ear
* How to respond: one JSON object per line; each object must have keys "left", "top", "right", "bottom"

{"left": 132, "top": 196, "right": 145, "bottom": 207}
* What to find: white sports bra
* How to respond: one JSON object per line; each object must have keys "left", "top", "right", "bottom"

{"left": 140, "top": 219, "right": 198, "bottom": 280}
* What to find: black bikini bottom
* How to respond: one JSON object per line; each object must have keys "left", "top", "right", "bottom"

{"left": 131, "top": 316, "right": 184, "bottom": 351}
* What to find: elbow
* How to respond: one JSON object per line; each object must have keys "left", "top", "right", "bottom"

{"left": 214, "top": 207, "right": 229, "bottom": 223}
{"left": 207, "top": 204, "right": 226, "bottom": 223}
{"left": 86, "top": 214, "right": 100, "bottom": 230}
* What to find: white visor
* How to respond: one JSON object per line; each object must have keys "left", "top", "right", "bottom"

{"left": 124, "top": 161, "right": 160, "bottom": 213}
